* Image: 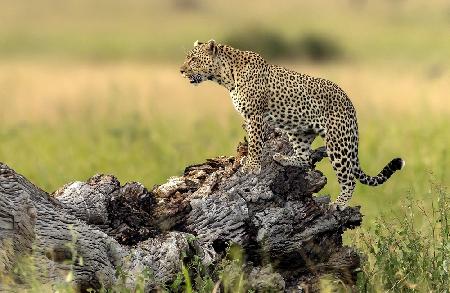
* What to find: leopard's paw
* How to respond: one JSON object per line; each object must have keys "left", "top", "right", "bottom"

{"left": 273, "top": 153, "right": 289, "bottom": 166}
{"left": 329, "top": 201, "right": 347, "bottom": 211}
{"left": 240, "top": 157, "right": 261, "bottom": 175}
{"left": 273, "top": 153, "right": 310, "bottom": 168}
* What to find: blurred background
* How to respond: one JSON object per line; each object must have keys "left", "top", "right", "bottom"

{"left": 0, "top": 0, "right": 448, "bottom": 222}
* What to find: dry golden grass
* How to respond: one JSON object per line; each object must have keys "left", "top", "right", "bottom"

{"left": 0, "top": 60, "right": 448, "bottom": 126}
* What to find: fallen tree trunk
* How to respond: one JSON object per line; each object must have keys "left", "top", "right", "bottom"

{"left": 0, "top": 131, "right": 362, "bottom": 292}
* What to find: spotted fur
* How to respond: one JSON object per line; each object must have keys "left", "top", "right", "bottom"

{"left": 180, "top": 40, "right": 405, "bottom": 209}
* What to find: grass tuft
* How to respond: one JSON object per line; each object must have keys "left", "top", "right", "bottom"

{"left": 355, "top": 181, "right": 449, "bottom": 292}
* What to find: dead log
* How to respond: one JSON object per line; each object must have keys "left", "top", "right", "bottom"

{"left": 0, "top": 131, "right": 362, "bottom": 292}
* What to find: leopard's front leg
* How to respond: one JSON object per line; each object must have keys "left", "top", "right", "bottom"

{"left": 241, "top": 113, "right": 264, "bottom": 174}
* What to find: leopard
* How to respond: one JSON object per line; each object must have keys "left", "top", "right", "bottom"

{"left": 180, "top": 39, "right": 405, "bottom": 209}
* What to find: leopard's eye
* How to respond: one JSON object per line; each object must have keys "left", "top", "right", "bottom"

{"left": 189, "top": 57, "right": 199, "bottom": 65}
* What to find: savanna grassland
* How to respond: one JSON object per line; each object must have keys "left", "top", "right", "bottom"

{"left": 0, "top": 0, "right": 449, "bottom": 291}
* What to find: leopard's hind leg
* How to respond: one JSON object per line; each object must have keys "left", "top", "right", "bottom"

{"left": 273, "top": 131, "right": 316, "bottom": 167}
{"left": 325, "top": 128, "right": 358, "bottom": 210}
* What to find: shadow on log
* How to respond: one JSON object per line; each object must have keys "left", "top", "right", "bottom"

{"left": 0, "top": 131, "right": 362, "bottom": 292}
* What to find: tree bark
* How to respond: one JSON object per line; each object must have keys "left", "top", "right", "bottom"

{"left": 0, "top": 131, "right": 362, "bottom": 292}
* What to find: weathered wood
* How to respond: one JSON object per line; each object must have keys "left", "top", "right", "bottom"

{"left": 0, "top": 131, "right": 362, "bottom": 292}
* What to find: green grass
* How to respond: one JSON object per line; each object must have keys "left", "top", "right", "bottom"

{"left": 0, "top": 114, "right": 243, "bottom": 193}
{"left": 1, "top": 110, "right": 447, "bottom": 225}
{"left": 355, "top": 183, "right": 449, "bottom": 292}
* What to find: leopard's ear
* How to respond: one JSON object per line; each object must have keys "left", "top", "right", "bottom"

{"left": 207, "top": 39, "right": 218, "bottom": 57}
{"left": 194, "top": 40, "right": 203, "bottom": 47}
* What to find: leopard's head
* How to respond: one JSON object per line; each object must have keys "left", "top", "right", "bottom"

{"left": 180, "top": 40, "right": 220, "bottom": 85}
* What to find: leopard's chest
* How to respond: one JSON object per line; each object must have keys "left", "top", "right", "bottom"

{"left": 229, "top": 90, "right": 274, "bottom": 125}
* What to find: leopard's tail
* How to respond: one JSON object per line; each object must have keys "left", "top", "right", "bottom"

{"left": 353, "top": 158, "right": 405, "bottom": 186}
